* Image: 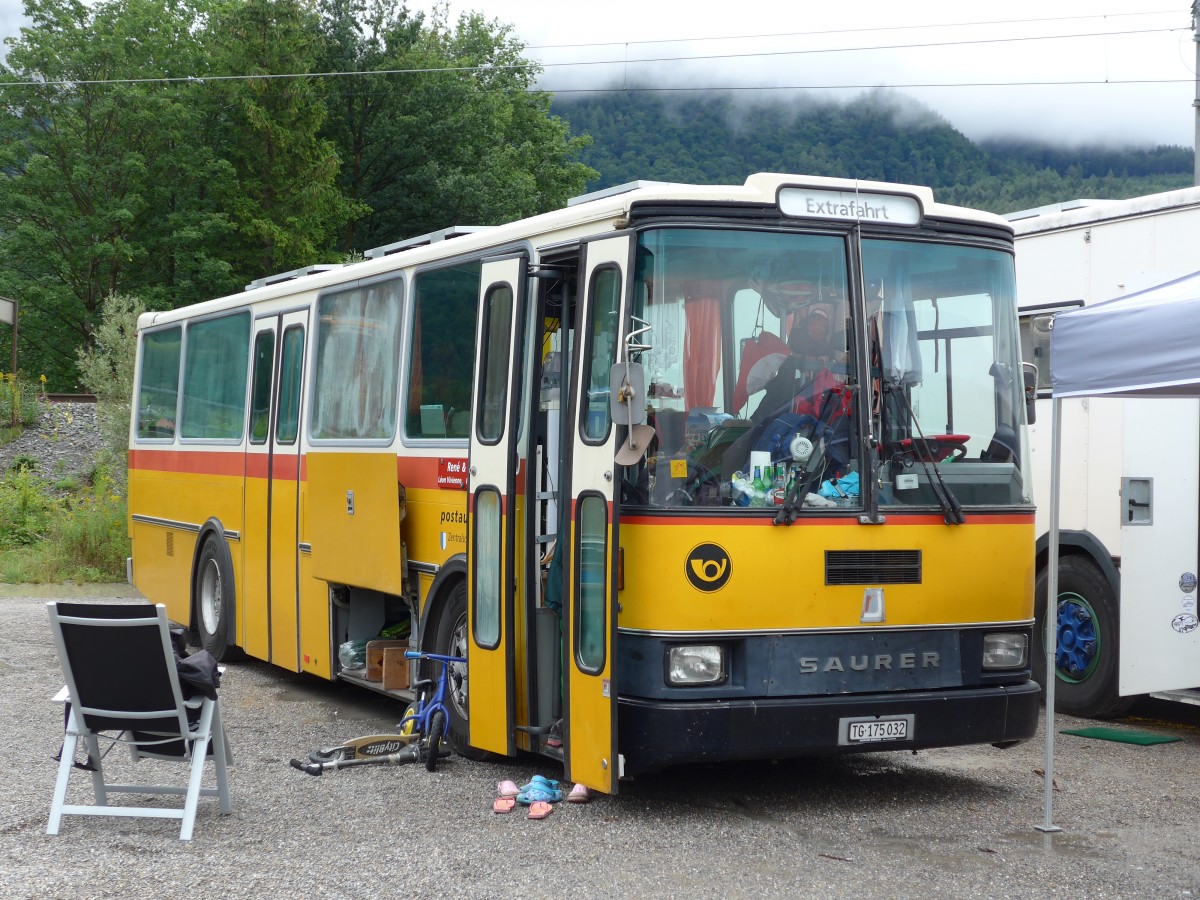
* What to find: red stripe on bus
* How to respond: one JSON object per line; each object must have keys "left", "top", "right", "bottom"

{"left": 272, "top": 453, "right": 301, "bottom": 481}
{"left": 128, "top": 448, "right": 246, "bottom": 477}
{"left": 245, "top": 453, "right": 269, "bottom": 479}
{"left": 131, "top": 448, "right": 304, "bottom": 481}
{"left": 619, "top": 512, "right": 1034, "bottom": 527}
{"left": 396, "top": 456, "right": 443, "bottom": 490}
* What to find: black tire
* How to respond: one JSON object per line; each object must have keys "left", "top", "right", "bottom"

{"left": 194, "top": 532, "right": 241, "bottom": 662}
{"left": 432, "top": 581, "right": 490, "bottom": 760}
{"left": 1034, "top": 555, "right": 1133, "bottom": 719}
{"left": 424, "top": 710, "right": 445, "bottom": 772}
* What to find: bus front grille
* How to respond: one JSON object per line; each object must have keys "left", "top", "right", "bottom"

{"left": 825, "top": 550, "right": 921, "bottom": 585}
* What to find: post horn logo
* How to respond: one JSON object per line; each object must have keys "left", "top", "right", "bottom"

{"left": 686, "top": 543, "right": 732, "bottom": 592}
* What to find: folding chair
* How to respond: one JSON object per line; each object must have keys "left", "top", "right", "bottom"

{"left": 46, "top": 602, "right": 232, "bottom": 841}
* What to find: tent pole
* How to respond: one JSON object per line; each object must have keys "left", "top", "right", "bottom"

{"left": 1036, "top": 396, "right": 1063, "bottom": 833}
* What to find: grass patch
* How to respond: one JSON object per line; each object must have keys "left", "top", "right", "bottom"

{"left": 0, "top": 472, "right": 129, "bottom": 583}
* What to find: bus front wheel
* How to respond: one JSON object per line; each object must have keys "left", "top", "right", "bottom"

{"left": 1034, "top": 555, "right": 1132, "bottom": 719}
{"left": 194, "top": 533, "right": 240, "bottom": 662}
{"left": 433, "top": 581, "right": 489, "bottom": 760}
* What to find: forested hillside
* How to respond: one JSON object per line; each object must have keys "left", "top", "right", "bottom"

{"left": 552, "top": 89, "right": 1193, "bottom": 215}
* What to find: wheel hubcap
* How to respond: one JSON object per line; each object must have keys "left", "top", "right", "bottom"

{"left": 1055, "top": 591, "right": 1100, "bottom": 683}
{"left": 200, "top": 558, "right": 223, "bottom": 635}
{"left": 448, "top": 611, "right": 469, "bottom": 721}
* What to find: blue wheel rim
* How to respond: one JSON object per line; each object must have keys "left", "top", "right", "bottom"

{"left": 1055, "top": 591, "right": 1100, "bottom": 683}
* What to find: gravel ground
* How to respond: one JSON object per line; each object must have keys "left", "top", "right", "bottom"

{"left": 2, "top": 586, "right": 1199, "bottom": 899}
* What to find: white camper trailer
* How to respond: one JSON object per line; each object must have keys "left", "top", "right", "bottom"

{"left": 1011, "top": 186, "right": 1200, "bottom": 717}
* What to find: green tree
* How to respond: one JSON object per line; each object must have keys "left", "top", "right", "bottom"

{"left": 0, "top": 0, "right": 236, "bottom": 390}
{"left": 75, "top": 292, "right": 145, "bottom": 495}
{"left": 317, "top": 0, "right": 595, "bottom": 251}
{"left": 201, "top": 0, "right": 368, "bottom": 275}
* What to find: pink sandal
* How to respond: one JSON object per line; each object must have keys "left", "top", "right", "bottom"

{"left": 497, "top": 780, "right": 519, "bottom": 799}
{"left": 527, "top": 800, "right": 554, "bottom": 820}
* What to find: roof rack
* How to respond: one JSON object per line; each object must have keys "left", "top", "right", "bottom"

{"left": 364, "top": 226, "right": 492, "bottom": 259}
{"left": 245, "top": 264, "right": 343, "bottom": 292}
{"left": 567, "top": 181, "right": 670, "bottom": 207}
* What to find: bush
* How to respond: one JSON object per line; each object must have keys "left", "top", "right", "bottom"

{"left": 53, "top": 476, "right": 130, "bottom": 577}
{"left": 0, "top": 474, "right": 129, "bottom": 581}
{"left": 76, "top": 293, "right": 144, "bottom": 497}
{"left": 0, "top": 468, "right": 61, "bottom": 548}
{"left": 0, "top": 372, "right": 47, "bottom": 431}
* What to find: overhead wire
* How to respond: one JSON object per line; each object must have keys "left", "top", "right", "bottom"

{"left": 0, "top": 19, "right": 1186, "bottom": 91}
{"left": 541, "top": 78, "right": 1199, "bottom": 96}
{"left": 524, "top": 9, "right": 1184, "bottom": 51}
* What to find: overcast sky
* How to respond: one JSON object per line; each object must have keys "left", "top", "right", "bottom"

{"left": 0, "top": 0, "right": 1194, "bottom": 148}
{"left": 405, "top": 0, "right": 1198, "bottom": 148}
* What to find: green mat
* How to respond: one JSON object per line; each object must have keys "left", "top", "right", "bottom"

{"left": 1059, "top": 726, "right": 1180, "bottom": 745}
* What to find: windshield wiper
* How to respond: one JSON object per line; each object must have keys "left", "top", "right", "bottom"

{"left": 885, "top": 381, "right": 965, "bottom": 525}
{"left": 774, "top": 384, "right": 857, "bottom": 526}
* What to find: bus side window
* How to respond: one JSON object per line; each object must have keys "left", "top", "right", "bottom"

{"left": 277, "top": 326, "right": 304, "bottom": 444}
{"left": 180, "top": 311, "right": 250, "bottom": 441}
{"left": 249, "top": 330, "right": 274, "bottom": 444}
{"left": 137, "top": 326, "right": 183, "bottom": 440}
{"left": 312, "top": 278, "right": 403, "bottom": 441}
{"left": 406, "top": 263, "right": 481, "bottom": 440}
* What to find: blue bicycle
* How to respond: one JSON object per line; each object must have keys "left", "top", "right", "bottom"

{"left": 398, "top": 650, "right": 466, "bottom": 771}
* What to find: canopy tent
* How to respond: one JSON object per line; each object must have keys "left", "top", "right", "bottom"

{"left": 1040, "top": 270, "right": 1200, "bottom": 831}
{"left": 1051, "top": 270, "right": 1200, "bottom": 398}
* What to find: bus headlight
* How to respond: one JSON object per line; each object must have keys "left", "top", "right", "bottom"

{"left": 982, "top": 633, "right": 1028, "bottom": 669}
{"left": 667, "top": 645, "right": 726, "bottom": 685}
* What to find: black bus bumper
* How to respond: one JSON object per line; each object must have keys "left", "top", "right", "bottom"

{"left": 617, "top": 680, "right": 1041, "bottom": 775}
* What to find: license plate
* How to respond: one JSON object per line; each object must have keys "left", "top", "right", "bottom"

{"left": 839, "top": 714, "right": 913, "bottom": 745}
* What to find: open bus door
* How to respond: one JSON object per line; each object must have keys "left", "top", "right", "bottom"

{"left": 466, "top": 254, "right": 528, "bottom": 756}
{"left": 562, "top": 235, "right": 631, "bottom": 793}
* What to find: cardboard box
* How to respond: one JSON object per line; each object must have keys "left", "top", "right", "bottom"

{"left": 382, "top": 647, "right": 410, "bottom": 691}
{"left": 365, "top": 640, "right": 407, "bottom": 681}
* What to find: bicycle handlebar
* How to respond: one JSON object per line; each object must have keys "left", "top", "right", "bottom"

{"left": 404, "top": 650, "right": 467, "bottom": 664}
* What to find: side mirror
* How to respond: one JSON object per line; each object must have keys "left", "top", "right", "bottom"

{"left": 1021, "top": 362, "right": 1038, "bottom": 425}
{"left": 609, "top": 362, "right": 646, "bottom": 426}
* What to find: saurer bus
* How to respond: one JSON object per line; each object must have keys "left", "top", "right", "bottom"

{"left": 128, "top": 173, "right": 1040, "bottom": 793}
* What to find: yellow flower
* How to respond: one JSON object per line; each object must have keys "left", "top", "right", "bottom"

{"left": 39, "top": 374, "right": 46, "bottom": 383}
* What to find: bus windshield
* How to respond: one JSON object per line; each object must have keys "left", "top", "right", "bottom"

{"left": 626, "top": 227, "right": 1029, "bottom": 510}
{"left": 864, "top": 239, "right": 1029, "bottom": 510}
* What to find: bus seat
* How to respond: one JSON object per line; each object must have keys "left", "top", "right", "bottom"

{"left": 982, "top": 423, "right": 1018, "bottom": 464}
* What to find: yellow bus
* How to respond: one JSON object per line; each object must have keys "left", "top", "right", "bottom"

{"left": 128, "top": 173, "right": 1039, "bottom": 793}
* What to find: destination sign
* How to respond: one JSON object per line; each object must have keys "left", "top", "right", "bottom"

{"left": 779, "top": 187, "right": 922, "bottom": 226}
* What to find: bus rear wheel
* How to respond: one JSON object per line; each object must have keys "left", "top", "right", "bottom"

{"left": 1034, "top": 555, "right": 1133, "bottom": 719}
{"left": 194, "top": 533, "right": 241, "bottom": 662}
{"left": 434, "top": 581, "right": 489, "bottom": 760}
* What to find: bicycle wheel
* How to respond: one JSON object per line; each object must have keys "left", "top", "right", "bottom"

{"left": 398, "top": 703, "right": 419, "bottom": 737}
{"left": 425, "top": 710, "right": 446, "bottom": 772}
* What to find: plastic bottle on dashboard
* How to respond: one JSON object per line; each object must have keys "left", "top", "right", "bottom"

{"left": 731, "top": 472, "right": 752, "bottom": 507}
{"left": 750, "top": 466, "right": 767, "bottom": 507}
{"left": 770, "top": 464, "right": 788, "bottom": 505}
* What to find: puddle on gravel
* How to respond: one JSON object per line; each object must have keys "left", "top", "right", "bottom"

{"left": 1005, "top": 829, "right": 1109, "bottom": 859}
{"left": 274, "top": 688, "right": 317, "bottom": 702}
